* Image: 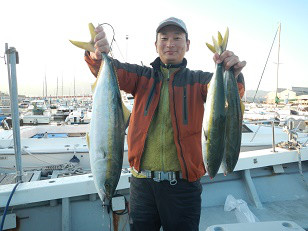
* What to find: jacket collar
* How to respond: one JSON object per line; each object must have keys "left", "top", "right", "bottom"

{"left": 150, "top": 57, "right": 187, "bottom": 70}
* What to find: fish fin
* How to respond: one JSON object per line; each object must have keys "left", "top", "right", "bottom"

{"left": 69, "top": 22, "right": 97, "bottom": 52}
{"left": 206, "top": 43, "right": 216, "bottom": 53}
{"left": 222, "top": 27, "right": 229, "bottom": 51}
{"left": 89, "top": 23, "right": 97, "bottom": 43}
{"left": 86, "top": 133, "right": 90, "bottom": 149}
{"left": 121, "top": 100, "right": 131, "bottom": 127}
{"left": 212, "top": 36, "right": 221, "bottom": 55}
{"left": 91, "top": 61, "right": 105, "bottom": 93}
{"left": 91, "top": 78, "right": 99, "bottom": 93}
{"left": 218, "top": 31, "right": 223, "bottom": 47}
{"left": 69, "top": 40, "right": 95, "bottom": 53}
{"left": 240, "top": 100, "right": 245, "bottom": 117}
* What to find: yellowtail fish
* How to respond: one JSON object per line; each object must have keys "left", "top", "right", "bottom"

{"left": 203, "top": 29, "right": 229, "bottom": 179}
{"left": 70, "top": 23, "right": 130, "bottom": 201}
{"left": 204, "top": 28, "right": 243, "bottom": 177}
{"left": 222, "top": 69, "right": 243, "bottom": 174}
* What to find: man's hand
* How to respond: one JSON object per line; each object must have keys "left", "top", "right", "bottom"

{"left": 213, "top": 51, "right": 246, "bottom": 78}
{"left": 90, "top": 25, "right": 110, "bottom": 60}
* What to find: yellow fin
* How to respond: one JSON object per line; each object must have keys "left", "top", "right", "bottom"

{"left": 212, "top": 36, "right": 221, "bottom": 54}
{"left": 240, "top": 100, "right": 245, "bottom": 117}
{"left": 222, "top": 27, "right": 229, "bottom": 51}
{"left": 218, "top": 31, "right": 223, "bottom": 47}
{"left": 121, "top": 101, "right": 131, "bottom": 126}
{"left": 90, "top": 60, "right": 105, "bottom": 93}
{"left": 91, "top": 78, "right": 98, "bottom": 93}
{"left": 69, "top": 22, "right": 97, "bottom": 52}
{"left": 86, "top": 133, "right": 90, "bottom": 150}
{"left": 89, "top": 23, "right": 97, "bottom": 43}
{"left": 69, "top": 40, "right": 95, "bottom": 53}
{"left": 206, "top": 43, "right": 216, "bottom": 53}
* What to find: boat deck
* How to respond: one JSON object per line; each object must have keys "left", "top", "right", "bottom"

{"left": 0, "top": 147, "right": 307, "bottom": 230}
{"left": 201, "top": 199, "right": 308, "bottom": 230}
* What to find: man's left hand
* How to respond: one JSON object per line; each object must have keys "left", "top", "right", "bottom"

{"left": 213, "top": 51, "right": 246, "bottom": 78}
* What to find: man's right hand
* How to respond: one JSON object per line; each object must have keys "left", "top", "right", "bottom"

{"left": 90, "top": 25, "right": 110, "bottom": 60}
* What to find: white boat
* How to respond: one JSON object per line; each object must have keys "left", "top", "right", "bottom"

{"left": 21, "top": 100, "right": 51, "bottom": 125}
{"left": 65, "top": 108, "right": 92, "bottom": 124}
{"left": 0, "top": 124, "right": 129, "bottom": 173}
{"left": 53, "top": 104, "right": 74, "bottom": 121}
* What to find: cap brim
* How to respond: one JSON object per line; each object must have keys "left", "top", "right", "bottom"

{"left": 156, "top": 22, "right": 187, "bottom": 34}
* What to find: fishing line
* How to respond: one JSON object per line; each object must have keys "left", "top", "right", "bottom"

{"left": 98, "top": 23, "right": 115, "bottom": 51}
{"left": 98, "top": 23, "right": 126, "bottom": 61}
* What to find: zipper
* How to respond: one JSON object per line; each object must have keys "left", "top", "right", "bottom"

{"left": 144, "top": 78, "right": 157, "bottom": 116}
{"left": 183, "top": 86, "right": 188, "bottom": 125}
{"left": 172, "top": 76, "right": 189, "bottom": 179}
{"left": 162, "top": 68, "right": 172, "bottom": 171}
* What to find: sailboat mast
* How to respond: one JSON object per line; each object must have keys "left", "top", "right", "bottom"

{"left": 275, "top": 23, "right": 281, "bottom": 105}
{"left": 56, "top": 76, "right": 58, "bottom": 98}
{"left": 62, "top": 75, "right": 64, "bottom": 98}
{"left": 74, "top": 76, "right": 76, "bottom": 101}
{"left": 45, "top": 73, "right": 47, "bottom": 99}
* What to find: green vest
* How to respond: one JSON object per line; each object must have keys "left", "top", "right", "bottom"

{"left": 140, "top": 66, "right": 181, "bottom": 172}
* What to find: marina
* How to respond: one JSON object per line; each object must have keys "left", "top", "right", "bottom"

{"left": 1, "top": 91, "right": 308, "bottom": 230}
{"left": 1, "top": 5, "right": 308, "bottom": 230}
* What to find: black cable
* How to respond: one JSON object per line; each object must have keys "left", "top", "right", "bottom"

{"left": 0, "top": 54, "right": 6, "bottom": 64}
{"left": 98, "top": 23, "right": 116, "bottom": 52}
{"left": 0, "top": 182, "right": 20, "bottom": 231}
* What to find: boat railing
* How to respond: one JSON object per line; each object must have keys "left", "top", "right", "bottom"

{"left": 243, "top": 118, "right": 307, "bottom": 152}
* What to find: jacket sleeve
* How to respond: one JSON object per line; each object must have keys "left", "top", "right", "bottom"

{"left": 236, "top": 72, "right": 245, "bottom": 99}
{"left": 84, "top": 51, "right": 102, "bottom": 77}
{"left": 84, "top": 52, "right": 147, "bottom": 96}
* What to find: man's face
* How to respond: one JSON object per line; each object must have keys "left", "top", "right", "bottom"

{"left": 155, "top": 25, "right": 190, "bottom": 65}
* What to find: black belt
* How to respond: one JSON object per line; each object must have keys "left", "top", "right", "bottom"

{"left": 139, "top": 170, "right": 183, "bottom": 185}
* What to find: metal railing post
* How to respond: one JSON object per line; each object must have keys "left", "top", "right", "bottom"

{"left": 288, "top": 119, "right": 294, "bottom": 142}
{"left": 271, "top": 120, "right": 276, "bottom": 152}
{"left": 5, "top": 43, "right": 23, "bottom": 183}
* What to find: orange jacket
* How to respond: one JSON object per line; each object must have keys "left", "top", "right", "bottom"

{"left": 85, "top": 53, "right": 245, "bottom": 182}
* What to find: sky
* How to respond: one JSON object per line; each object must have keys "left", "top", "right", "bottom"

{"left": 1, "top": 0, "right": 308, "bottom": 97}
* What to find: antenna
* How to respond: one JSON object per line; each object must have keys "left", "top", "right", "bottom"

{"left": 126, "top": 35, "right": 129, "bottom": 62}
{"left": 274, "top": 23, "right": 281, "bottom": 105}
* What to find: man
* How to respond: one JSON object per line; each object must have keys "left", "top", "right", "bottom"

{"left": 85, "top": 17, "right": 246, "bottom": 231}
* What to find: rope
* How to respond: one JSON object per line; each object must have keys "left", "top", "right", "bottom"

{"left": 277, "top": 125, "right": 308, "bottom": 191}
{"left": 296, "top": 146, "right": 308, "bottom": 191}
{"left": 22, "top": 148, "right": 56, "bottom": 165}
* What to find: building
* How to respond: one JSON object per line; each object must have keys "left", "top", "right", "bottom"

{"left": 265, "top": 87, "right": 308, "bottom": 104}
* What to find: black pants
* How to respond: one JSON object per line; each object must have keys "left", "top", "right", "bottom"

{"left": 129, "top": 176, "right": 202, "bottom": 231}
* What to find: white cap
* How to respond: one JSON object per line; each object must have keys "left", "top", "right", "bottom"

{"left": 156, "top": 17, "right": 188, "bottom": 35}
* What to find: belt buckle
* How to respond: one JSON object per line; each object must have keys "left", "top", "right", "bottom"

{"left": 153, "top": 171, "right": 177, "bottom": 185}
{"left": 152, "top": 172, "right": 162, "bottom": 182}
